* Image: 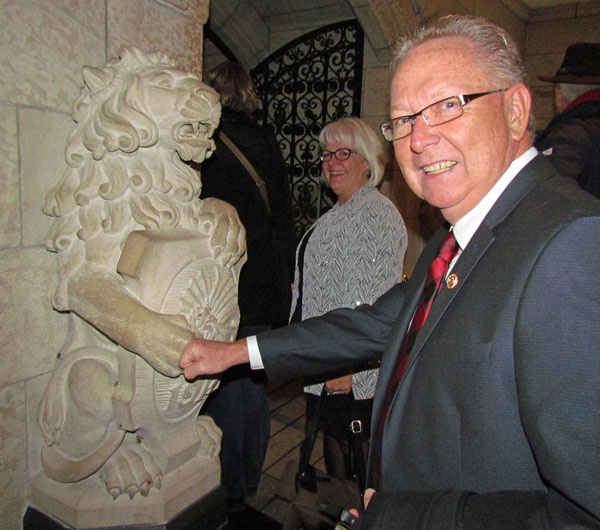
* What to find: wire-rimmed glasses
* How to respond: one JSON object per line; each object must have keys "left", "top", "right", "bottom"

{"left": 380, "top": 89, "right": 507, "bottom": 142}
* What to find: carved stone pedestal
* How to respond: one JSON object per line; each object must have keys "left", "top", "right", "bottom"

{"left": 27, "top": 457, "right": 224, "bottom": 529}
{"left": 24, "top": 482, "right": 227, "bottom": 530}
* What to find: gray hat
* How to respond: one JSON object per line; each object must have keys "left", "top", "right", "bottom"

{"left": 539, "top": 42, "right": 600, "bottom": 85}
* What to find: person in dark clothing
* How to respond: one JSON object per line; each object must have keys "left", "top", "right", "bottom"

{"left": 535, "top": 42, "right": 600, "bottom": 198}
{"left": 190, "top": 61, "right": 296, "bottom": 514}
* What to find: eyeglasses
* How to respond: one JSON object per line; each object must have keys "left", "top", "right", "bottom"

{"left": 319, "top": 148, "right": 359, "bottom": 162}
{"left": 380, "top": 89, "right": 507, "bottom": 142}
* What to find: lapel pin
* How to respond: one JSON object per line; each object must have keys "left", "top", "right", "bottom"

{"left": 446, "top": 273, "right": 459, "bottom": 289}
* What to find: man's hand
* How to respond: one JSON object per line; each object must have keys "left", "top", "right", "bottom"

{"left": 335, "top": 489, "right": 375, "bottom": 530}
{"left": 179, "top": 337, "right": 250, "bottom": 380}
{"left": 326, "top": 374, "right": 353, "bottom": 394}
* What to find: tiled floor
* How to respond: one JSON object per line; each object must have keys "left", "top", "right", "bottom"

{"left": 244, "top": 378, "right": 326, "bottom": 525}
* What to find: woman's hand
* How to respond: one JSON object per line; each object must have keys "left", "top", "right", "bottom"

{"left": 325, "top": 374, "right": 353, "bottom": 394}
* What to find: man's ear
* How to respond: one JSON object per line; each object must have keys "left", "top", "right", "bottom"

{"left": 506, "top": 83, "right": 532, "bottom": 141}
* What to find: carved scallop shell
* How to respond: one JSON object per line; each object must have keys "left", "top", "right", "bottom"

{"left": 162, "top": 260, "right": 240, "bottom": 341}
{"left": 154, "top": 259, "right": 240, "bottom": 420}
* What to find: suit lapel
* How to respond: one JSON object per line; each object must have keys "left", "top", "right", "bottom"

{"left": 395, "top": 155, "right": 557, "bottom": 385}
{"left": 406, "top": 223, "right": 495, "bottom": 364}
{"left": 369, "top": 154, "right": 560, "bottom": 478}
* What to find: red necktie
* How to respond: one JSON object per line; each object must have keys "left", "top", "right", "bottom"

{"left": 372, "top": 231, "right": 459, "bottom": 485}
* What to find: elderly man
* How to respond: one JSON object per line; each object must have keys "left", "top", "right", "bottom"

{"left": 181, "top": 15, "right": 600, "bottom": 529}
{"left": 535, "top": 42, "right": 600, "bottom": 198}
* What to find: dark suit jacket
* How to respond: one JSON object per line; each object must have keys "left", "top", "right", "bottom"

{"left": 257, "top": 155, "right": 600, "bottom": 529}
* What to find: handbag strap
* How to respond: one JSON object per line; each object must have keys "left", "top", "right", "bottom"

{"left": 289, "top": 227, "right": 315, "bottom": 324}
{"left": 299, "top": 386, "right": 328, "bottom": 473}
{"left": 218, "top": 130, "right": 271, "bottom": 215}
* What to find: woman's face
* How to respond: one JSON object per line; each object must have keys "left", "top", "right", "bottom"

{"left": 321, "top": 140, "right": 370, "bottom": 204}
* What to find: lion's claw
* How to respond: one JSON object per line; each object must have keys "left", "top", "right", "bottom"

{"left": 100, "top": 444, "right": 162, "bottom": 499}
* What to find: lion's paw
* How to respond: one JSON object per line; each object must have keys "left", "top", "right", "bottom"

{"left": 100, "top": 442, "right": 162, "bottom": 499}
{"left": 200, "top": 198, "right": 246, "bottom": 268}
{"left": 196, "top": 415, "right": 221, "bottom": 459}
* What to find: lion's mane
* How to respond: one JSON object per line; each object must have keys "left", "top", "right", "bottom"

{"left": 44, "top": 47, "right": 219, "bottom": 308}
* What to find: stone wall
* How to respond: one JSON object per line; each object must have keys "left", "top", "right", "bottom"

{"left": 0, "top": 1, "right": 208, "bottom": 528}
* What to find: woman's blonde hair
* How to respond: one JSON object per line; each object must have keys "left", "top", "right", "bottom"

{"left": 319, "top": 117, "right": 385, "bottom": 186}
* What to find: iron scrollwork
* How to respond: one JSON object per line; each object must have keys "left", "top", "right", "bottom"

{"left": 252, "top": 20, "right": 364, "bottom": 238}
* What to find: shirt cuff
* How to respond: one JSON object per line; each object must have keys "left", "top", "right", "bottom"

{"left": 246, "top": 335, "right": 264, "bottom": 370}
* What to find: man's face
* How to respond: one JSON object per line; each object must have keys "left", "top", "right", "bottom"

{"left": 390, "top": 36, "right": 521, "bottom": 224}
{"left": 554, "top": 85, "right": 567, "bottom": 114}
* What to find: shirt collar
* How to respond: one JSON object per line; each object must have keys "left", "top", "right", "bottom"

{"left": 452, "top": 147, "right": 538, "bottom": 251}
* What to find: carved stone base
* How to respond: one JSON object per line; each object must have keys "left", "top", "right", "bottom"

{"left": 24, "top": 485, "right": 226, "bottom": 530}
{"left": 28, "top": 457, "right": 222, "bottom": 529}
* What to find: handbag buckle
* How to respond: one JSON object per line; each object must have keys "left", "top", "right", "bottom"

{"left": 349, "top": 420, "right": 362, "bottom": 434}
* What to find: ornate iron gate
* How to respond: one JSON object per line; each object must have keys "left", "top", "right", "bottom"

{"left": 252, "top": 20, "right": 364, "bottom": 238}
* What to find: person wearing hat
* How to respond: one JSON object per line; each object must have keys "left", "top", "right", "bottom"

{"left": 535, "top": 42, "right": 600, "bottom": 198}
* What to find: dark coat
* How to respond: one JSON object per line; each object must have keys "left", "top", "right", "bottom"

{"left": 192, "top": 108, "right": 296, "bottom": 327}
{"left": 535, "top": 90, "right": 600, "bottom": 199}
{"left": 257, "top": 155, "right": 600, "bottom": 529}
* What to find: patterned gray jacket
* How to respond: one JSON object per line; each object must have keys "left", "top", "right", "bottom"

{"left": 291, "top": 183, "right": 407, "bottom": 399}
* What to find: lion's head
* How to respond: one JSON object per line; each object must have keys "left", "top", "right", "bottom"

{"left": 67, "top": 46, "right": 220, "bottom": 166}
{"left": 44, "top": 47, "right": 221, "bottom": 308}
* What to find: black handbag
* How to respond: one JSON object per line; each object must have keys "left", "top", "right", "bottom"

{"left": 281, "top": 388, "right": 363, "bottom": 530}
{"left": 315, "top": 389, "right": 370, "bottom": 492}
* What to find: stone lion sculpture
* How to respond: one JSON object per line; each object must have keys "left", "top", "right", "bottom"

{"left": 38, "top": 46, "right": 246, "bottom": 502}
